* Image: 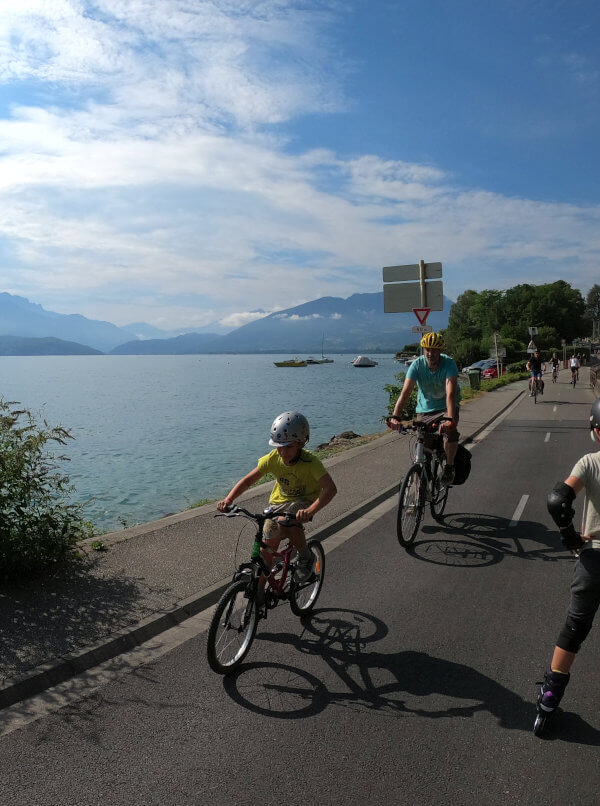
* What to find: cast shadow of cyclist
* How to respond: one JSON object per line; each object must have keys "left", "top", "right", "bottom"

{"left": 412, "top": 513, "right": 568, "bottom": 568}
{"left": 223, "top": 607, "right": 600, "bottom": 743}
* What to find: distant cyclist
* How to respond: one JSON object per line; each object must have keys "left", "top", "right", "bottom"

{"left": 535, "top": 399, "right": 600, "bottom": 730}
{"left": 527, "top": 351, "right": 546, "bottom": 396}
{"left": 387, "top": 331, "right": 460, "bottom": 486}
{"left": 570, "top": 354, "right": 580, "bottom": 383}
{"left": 550, "top": 352, "right": 560, "bottom": 383}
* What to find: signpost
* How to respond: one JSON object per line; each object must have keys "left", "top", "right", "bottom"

{"left": 382, "top": 260, "right": 444, "bottom": 313}
{"left": 491, "top": 332, "right": 505, "bottom": 375}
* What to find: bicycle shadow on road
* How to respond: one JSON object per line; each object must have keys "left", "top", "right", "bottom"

{"left": 223, "top": 607, "right": 538, "bottom": 732}
{"left": 414, "top": 513, "right": 568, "bottom": 568}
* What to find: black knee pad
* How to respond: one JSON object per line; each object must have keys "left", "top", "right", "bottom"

{"left": 556, "top": 617, "right": 593, "bottom": 654}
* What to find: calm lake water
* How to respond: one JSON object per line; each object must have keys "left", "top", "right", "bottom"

{"left": 0, "top": 354, "right": 405, "bottom": 531}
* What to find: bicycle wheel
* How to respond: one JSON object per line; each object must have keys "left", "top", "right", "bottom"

{"left": 207, "top": 578, "right": 258, "bottom": 674}
{"left": 572, "top": 373, "right": 577, "bottom": 388}
{"left": 290, "top": 539, "right": 325, "bottom": 616}
{"left": 397, "top": 464, "right": 425, "bottom": 548}
{"left": 533, "top": 381, "right": 538, "bottom": 403}
{"left": 430, "top": 458, "right": 449, "bottom": 520}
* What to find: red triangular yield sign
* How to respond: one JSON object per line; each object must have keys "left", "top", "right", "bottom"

{"left": 413, "top": 308, "right": 431, "bottom": 326}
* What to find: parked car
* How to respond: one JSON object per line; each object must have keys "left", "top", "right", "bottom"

{"left": 462, "top": 358, "right": 496, "bottom": 373}
{"left": 482, "top": 365, "right": 499, "bottom": 379}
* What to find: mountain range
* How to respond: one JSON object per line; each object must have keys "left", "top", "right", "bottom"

{"left": 0, "top": 291, "right": 452, "bottom": 355}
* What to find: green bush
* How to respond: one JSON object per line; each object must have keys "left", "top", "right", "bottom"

{"left": 384, "top": 371, "right": 418, "bottom": 421}
{"left": 506, "top": 360, "right": 528, "bottom": 373}
{"left": 0, "top": 399, "right": 92, "bottom": 580}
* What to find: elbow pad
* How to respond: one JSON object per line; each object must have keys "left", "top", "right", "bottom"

{"left": 547, "top": 482, "right": 576, "bottom": 529}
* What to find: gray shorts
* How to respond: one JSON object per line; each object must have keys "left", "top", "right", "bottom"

{"left": 415, "top": 410, "right": 460, "bottom": 443}
{"left": 264, "top": 500, "right": 310, "bottom": 538}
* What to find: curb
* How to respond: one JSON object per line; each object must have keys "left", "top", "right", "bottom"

{"left": 0, "top": 384, "right": 526, "bottom": 711}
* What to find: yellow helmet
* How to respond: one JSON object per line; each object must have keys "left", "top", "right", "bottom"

{"left": 420, "top": 331, "right": 445, "bottom": 350}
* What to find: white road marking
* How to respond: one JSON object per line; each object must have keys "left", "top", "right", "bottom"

{"left": 553, "top": 406, "right": 557, "bottom": 413}
{"left": 545, "top": 432, "right": 551, "bottom": 442}
{"left": 509, "top": 495, "right": 529, "bottom": 527}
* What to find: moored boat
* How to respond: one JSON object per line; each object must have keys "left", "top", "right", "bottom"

{"left": 274, "top": 357, "right": 307, "bottom": 367}
{"left": 352, "top": 355, "right": 378, "bottom": 367}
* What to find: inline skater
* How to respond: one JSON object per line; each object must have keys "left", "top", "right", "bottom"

{"left": 534, "top": 398, "right": 600, "bottom": 736}
{"left": 387, "top": 331, "right": 460, "bottom": 486}
{"left": 526, "top": 350, "right": 546, "bottom": 396}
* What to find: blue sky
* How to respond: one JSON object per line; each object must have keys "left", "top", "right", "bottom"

{"left": 0, "top": 0, "right": 599, "bottom": 330}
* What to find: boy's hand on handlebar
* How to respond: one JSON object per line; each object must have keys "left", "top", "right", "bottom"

{"left": 386, "top": 415, "right": 405, "bottom": 432}
{"left": 294, "top": 508, "right": 313, "bottom": 524}
{"left": 216, "top": 499, "right": 233, "bottom": 512}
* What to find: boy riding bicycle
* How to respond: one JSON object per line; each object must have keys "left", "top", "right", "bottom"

{"left": 217, "top": 411, "right": 336, "bottom": 609}
{"left": 387, "top": 332, "right": 461, "bottom": 486}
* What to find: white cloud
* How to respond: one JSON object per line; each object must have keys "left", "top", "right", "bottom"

{"left": 219, "top": 310, "right": 266, "bottom": 328}
{"left": 0, "top": 2, "right": 599, "bottom": 327}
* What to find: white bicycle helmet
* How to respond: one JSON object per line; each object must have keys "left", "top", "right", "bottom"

{"left": 269, "top": 411, "right": 310, "bottom": 447}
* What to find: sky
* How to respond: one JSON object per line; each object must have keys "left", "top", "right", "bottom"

{"left": 0, "top": 0, "right": 599, "bottom": 331}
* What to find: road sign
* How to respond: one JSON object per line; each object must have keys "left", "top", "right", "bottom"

{"left": 412, "top": 325, "right": 433, "bottom": 333}
{"left": 529, "top": 327, "right": 538, "bottom": 336}
{"left": 527, "top": 340, "right": 537, "bottom": 354}
{"left": 490, "top": 348, "right": 506, "bottom": 358}
{"left": 413, "top": 308, "right": 431, "bottom": 325}
{"left": 383, "top": 280, "right": 444, "bottom": 313}
{"left": 382, "top": 262, "right": 442, "bottom": 282}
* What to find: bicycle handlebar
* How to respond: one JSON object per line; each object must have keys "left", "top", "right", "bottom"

{"left": 216, "top": 504, "right": 299, "bottom": 526}
{"left": 386, "top": 416, "right": 452, "bottom": 434}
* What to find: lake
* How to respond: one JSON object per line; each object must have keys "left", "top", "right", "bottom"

{"left": 0, "top": 354, "right": 405, "bottom": 531}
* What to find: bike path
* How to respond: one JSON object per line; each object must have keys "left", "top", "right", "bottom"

{"left": 0, "top": 369, "right": 590, "bottom": 708}
{"left": 3, "top": 373, "right": 599, "bottom": 805}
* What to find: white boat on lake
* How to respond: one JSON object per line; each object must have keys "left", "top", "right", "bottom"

{"left": 352, "top": 355, "right": 378, "bottom": 367}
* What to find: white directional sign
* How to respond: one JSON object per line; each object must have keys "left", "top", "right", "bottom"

{"left": 382, "top": 262, "right": 443, "bottom": 282}
{"left": 490, "top": 348, "right": 506, "bottom": 358}
{"left": 383, "top": 280, "right": 444, "bottom": 313}
{"left": 412, "top": 325, "right": 433, "bottom": 334}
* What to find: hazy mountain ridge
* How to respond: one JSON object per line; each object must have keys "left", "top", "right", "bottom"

{"left": 0, "top": 335, "right": 102, "bottom": 356}
{"left": 0, "top": 293, "right": 227, "bottom": 351}
{"left": 0, "top": 291, "right": 452, "bottom": 354}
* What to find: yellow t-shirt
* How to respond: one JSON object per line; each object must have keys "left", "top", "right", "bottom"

{"left": 257, "top": 449, "right": 327, "bottom": 505}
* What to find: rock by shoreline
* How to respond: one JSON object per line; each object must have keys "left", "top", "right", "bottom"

{"left": 316, "top": 430, "right": 365, "bottom": 451}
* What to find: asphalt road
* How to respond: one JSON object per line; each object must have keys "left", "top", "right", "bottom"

{"left": 3, "top": 376, "right": 600, "bottom": 806}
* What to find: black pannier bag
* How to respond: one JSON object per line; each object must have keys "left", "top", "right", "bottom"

{"left": 452, "top": 444, "right": 472, "bottom": 485}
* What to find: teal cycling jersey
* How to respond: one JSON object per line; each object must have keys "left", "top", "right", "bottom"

{"left": 406, "top": 354, "right": 461, "bottom": 414}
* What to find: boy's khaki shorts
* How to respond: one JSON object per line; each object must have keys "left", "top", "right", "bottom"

{"left": 264, "top": 500, "right": 311, "bottom": 537}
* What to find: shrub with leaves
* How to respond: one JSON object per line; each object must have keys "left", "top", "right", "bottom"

{"left": 384, "top": 372, "right": 418, "bottom": 422}
{"left": 0, "top": 399, "right": 91, "bottom": 580}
